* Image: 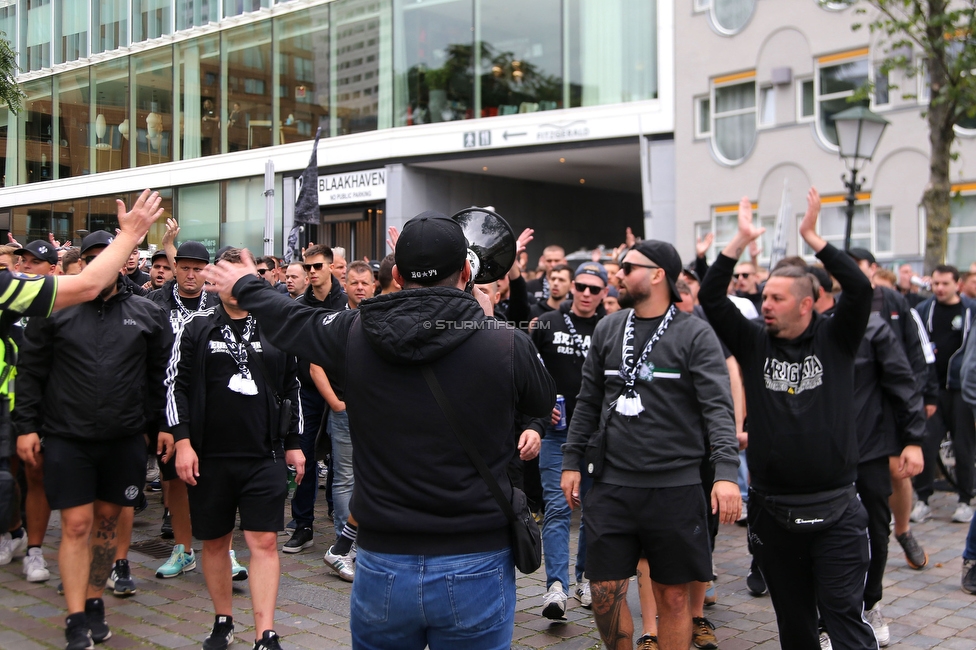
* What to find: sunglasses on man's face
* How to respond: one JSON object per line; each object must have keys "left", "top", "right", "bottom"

{"left": 257, "top": 268, "right": 269, "bottom": 275}
{"left": 621, "top": 262, "right": 660, "bottom": 275}
{"left": 732, "top": 272, "right": 752, "bottom": 280}
{"left": 574, "top": 282, "right": 604, "bottom": 295}
{"left": 303, "top": 262, "right": 326, "bottom": 271}
{"left": 84, "top": 255, "right": 98, "bottom": 265}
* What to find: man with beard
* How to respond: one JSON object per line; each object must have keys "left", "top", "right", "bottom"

{"left": 561, "top": 241, "right": 740, "bottom": 650}
{"left": 533, "top": 262, "right": 608, "bottom": 619}
{"left": 699, "top": 189, "right": 876, "bottom": 650}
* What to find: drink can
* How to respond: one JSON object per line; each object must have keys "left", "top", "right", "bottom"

{"left": 555, "top": 394, "right": 567, "bottom": 431}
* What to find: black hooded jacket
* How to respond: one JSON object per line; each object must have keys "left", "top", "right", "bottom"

{"left": 14, "top": 278, "right": 171, "bottom": 441}
{"left": 295, "top": 276, "right": 348, "bottom": 390}
{"left": 232, "top": 277, "right": 556, "bottom": 555}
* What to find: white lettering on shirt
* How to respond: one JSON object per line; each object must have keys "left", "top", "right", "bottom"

{"left": 763, "top": 354, "right": 824, "bottom": 395}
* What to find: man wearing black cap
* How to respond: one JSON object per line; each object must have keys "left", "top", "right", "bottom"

{"left": 699, "top": 190, "right": 877, "bottom": 650}
{"left": 15, "top": 240, "right": 59, "bottom": 276}
{"left": 148, "top": 240, "right": 230, "bottom": 581}
{"left": 560, "top": 241, "right": 740, "bottom": 650}
{"left": 14, "top": 229, "right": 171, "bottom": 650}
{"left": 210, "top": 210, "right": 556, "bottom": 649}
{"left": 533, "top": 261, "right": 608, "bottom": 619}
{"left": 148, "top": 250, "right": 173, "bottom": 290}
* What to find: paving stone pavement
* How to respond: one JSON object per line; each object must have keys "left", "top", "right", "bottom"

{"left": 1, "top": 485, "right": 975, "bottom": 649}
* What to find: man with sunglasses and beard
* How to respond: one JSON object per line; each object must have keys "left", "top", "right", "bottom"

{"left": 561, "top": 242, "right": 741, "bottom": 650}
{"left": 532, "top": 262, "right": 608, "bottom": 620}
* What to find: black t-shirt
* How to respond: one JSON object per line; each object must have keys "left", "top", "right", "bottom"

{"left": 931, "top": 301, "right": 965, "bottom": 387}
{"left": 532, "top": 308, "right": 601, "bottom": 422}
{"left": 201, "top": 317, "right": 272, "bottom": 458}
{"left": 179, "top": 294, "right": 202, "bottom": 311}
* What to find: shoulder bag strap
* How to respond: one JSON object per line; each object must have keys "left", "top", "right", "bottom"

{"left": 421, "top": 365, "right": 517, "bottom": 523}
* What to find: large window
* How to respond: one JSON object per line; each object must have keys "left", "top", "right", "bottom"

{"left": 56, "top": 68, "right": 89, "bottom": 178}
{"left": 176, "top": 34, "right": 220, "bottom": 159}
{"left": 177, "top": 182, "right": 220, "bottom": 255}
{"left": 19, "top": 78, "right": 54, "bottom": 183}
{"left": 55, "top": 0, "right": 87, "bottom": 63}
{"left": 712, "top": 78, "right": 756, "bottom": 164}
{"left": 134, "top": 48, "right": 174, "bottom": 166}
{"left": 224, "top": 22, "right": 273, "bottom": 151}
{"left": 176, "top": 0, "right": 217, "bottom": 30}
{"left": 0, "top": 107, "right": 16, "bottom": 187}
{"left": 93, "top": 0, "right": 128, "bottom": 54}
{"left": 801, "top": 201, "right": 872, "bottom": 255}
{"left": 133, "top": 0, "right": 173, "bottom": 42}
{"left": 22, "top": 0, "right": 51, "bottom": 72}
{"left": 276, "top": 5, "right": 330, "bottom": 141}
{"left": 948, "top": 194, "right": 976, "bottom": 268}
{"left": 817, "top": 55, "right": 869, "bottom": 147}
{"left": 330, "top": 0, "right": 391, "bottom": 136}
{"left": 92, "top": 58, "right": 130, "bottom": 172}
{"left": 393, "top": 0, "right": 473, "bottom": 126}
{"left": 222, "top": 176, "right": 265, "bottom": 250}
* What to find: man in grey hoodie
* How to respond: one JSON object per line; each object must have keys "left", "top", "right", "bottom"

{"left": 561, "top": 240, "right": 740, "bottom": 650}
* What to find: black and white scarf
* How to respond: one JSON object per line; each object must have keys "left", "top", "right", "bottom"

{"left": 562, "top": 312, "right": 588, "bottom": 358}
{"left": 220, "top": 314, "right": 258, "bottom": 395}
{"left": 172, "top": 282, "right": 213, "bottom": 320}
{"left": 615, "top": 304, "right": 676, "bottom": 416}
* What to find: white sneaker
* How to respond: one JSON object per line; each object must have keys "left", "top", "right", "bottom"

{"left": 145, "top": 456, "right": 160, "bottom": 484}
{"left": 910, "top": 500, "right": 931, "bottom": 524}
{"left": 542, "top": 580, "right": 567, "bottom": 620}
{"left": 574, "top": 578, "right": 592, "bottom": 608}
{"left": 952, "top": 503, "right": 974, "bottom": 523}
{"left": 0, "top": 531, "right": 27, "bottom": 565}
{"left": 22, "top": 547, "right": 49, "bottom": 582}
{"left": 819, "top": 630, "right": 832, "bottom": 650}
{"left": 323, "top": 546, "right": 355, "bottom": 582}
{"left": 865, "top": 603, "right": 890, "bottom": 646}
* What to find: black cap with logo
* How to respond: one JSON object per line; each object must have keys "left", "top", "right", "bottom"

{"left": 15, "top": 240, "right": 58, "bottom": 265}
{"left": 395, "top": 211, "right": 467, "bottom": 282}
{"left": 632, "top": 240, "right": 682, "bottom": 303}
{"left": 80, "top": 231, "right": 115, "bottom": 255}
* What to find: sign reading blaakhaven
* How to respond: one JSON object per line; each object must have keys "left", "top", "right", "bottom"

{"left": 317, "top": 168, "right": 387, "bottom": 206}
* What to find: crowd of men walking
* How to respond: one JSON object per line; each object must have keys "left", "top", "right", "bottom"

{"left": 0, "top": 188, "right": 975, "bottom": 650}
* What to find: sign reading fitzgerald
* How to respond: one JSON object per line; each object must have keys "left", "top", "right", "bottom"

{"left": 317, "top": 168, "right": 387, "bottom": 206}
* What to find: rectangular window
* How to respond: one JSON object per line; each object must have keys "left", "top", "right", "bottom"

{"left": 133, "top": 0, "right": 172, "bottom": 42}
{"left": 817, "top": 202, "right": 871, "bottom": 252}
{"left": 275, "top": 3, "right": 330, "bottom": 143}
{"left": 711, "top": 207, "right": 741, "bottom": 258}
{"left": 176, "top": 0, "right": 218, "bottom": 30}
{"left": 56, "top": 0, "right": 88, "bottom": 64}
{"left": 224, "top": 21, "right": 273, "bottom": 151}
{"left": 133, "top": 47, "right": 174, "bottom": 167}
{"left": 817, "top": 56, "right": 869, "bottom": 146}
{"left": 695, "top": 96, "right": 711, "bottom": 137}
{"left": 798, "top": 77, "right": 814, "bottom": 120}
{"left": 92, "top": 57, "right": 130, "bottom": 173}
{"left": 759, "top": 85, "right": 775, "bottom": 126}
{"left": 177, "top": 183, "right": 219, "bottom": 257}
{"left": 712, "top": 79, "right": 756, "bottom": 163}
{"left": 875, "top": 208, "right": 892, "bottom": 253}
{"left": 948, "top": 195, "right": 976, "bottom": 268}
{"left": 176, "top": 33, "right": 220, "bottom": 159}
{"left": 694, "top": 220, "right": 712, "bottom": 261}
{"left": 874, "top": 63, "right": 889, "bottom": 106}
{"left": 759, "top": 215, "right": 775, "bottom": 260}
{"left": 918, "top": 58, "right": 931, "bottom": 104}
{"left": 92, "top": 0, "right": 128, "bottom": 54}
{"left": 23, "top": 0, "right": 52, "bottom": 71}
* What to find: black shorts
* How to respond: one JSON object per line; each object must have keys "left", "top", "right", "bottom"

{"left": 583, "top": 483, "right": 712, "bottom": 585}
{"left": 186, "top": 457, "right": 287, "bottom": 540}
{"left": 44, "top": 435, "right": 147, "bottom": 510}
{"left": 157, "top": 453, "right": 179, "bottom": 481}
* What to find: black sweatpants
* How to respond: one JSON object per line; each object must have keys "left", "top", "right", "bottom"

{"left": 856, "top": 457, "right": 893, "bottom": 610}
{"left": 749, "top": 493, "right": 876, "bottom": 650}
{"left": 914, "top": 389, "right": 976, "bottom": 503}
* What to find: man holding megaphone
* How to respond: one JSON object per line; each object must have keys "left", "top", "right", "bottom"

{"left": 209, "top": 210, "right": 556, "bottom": 650}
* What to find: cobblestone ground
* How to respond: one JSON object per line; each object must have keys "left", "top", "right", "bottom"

{"left": 1, "top": 485, "right": 975, "bottom": 649}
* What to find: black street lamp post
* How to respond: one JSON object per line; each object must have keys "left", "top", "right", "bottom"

{"left": 832, "top": 106, "right": 890, "bottom": 251}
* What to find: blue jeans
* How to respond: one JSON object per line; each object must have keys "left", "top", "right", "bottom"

{"left": 738, "top": 450, "right": 749, "bottom": 502}
{"left": 965, "top": 513, "right": 976, "bottom": 561}
{"left": 539, "top": 430, "right": 590, "bottom": 593}
{"left": 329, "top": 408, "right": 353, "bottom": 536}
{"left": 290, "top": 387, "right": 325, "bottom": 529}
{"left": 350, "top": 547, "right": 515, "bottom": 650}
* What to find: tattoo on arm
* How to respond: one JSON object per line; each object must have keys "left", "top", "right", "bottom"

{"left": 591, "top": 579, "right": 633, "bottom": 650}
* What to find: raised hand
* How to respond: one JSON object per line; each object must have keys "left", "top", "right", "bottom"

{"left": 7, "top": 233, "right": 21, "bottom": 248}
{"left": 161, "top": 217, "right": 180, "bottom": 248}
{"left": 516, "top": 228, "right": 534, "bottom": 256}
{"left": 719, "top": 197, "right": 764, "bottom": 260}
{"left": 386, "top": 226, "right": 400, "bottom": 252}
{"left": 798, "top": 187, "right": 826, "bottom": 253}
{"left": 625, "top": 226, "right": 636, "bottom": 248}
{"left": 117, "top": 189, "right": 164, "bottom": 241}
{"left": 695, "top": 231, "right": 714, "bottom": 258}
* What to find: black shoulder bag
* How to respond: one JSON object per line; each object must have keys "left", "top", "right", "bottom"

{"left": 421, "top": 365, "right": 542, "bottom": 574}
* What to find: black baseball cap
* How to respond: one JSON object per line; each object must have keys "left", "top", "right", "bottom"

{"left": 15, "top": 240, "right": 58, "bottom": 265}
{"left": 632, "top": 240, "right": 682, "bottom": 303}
{"left": 395, "top": 211, "right": 467, "bottom": 282}
{"left": 848, "top": 247, "right": 877, "bottom": 266}
{"left": 151, "top": 249, "right": 169, "bottom": 263}
{"left": 80, "top": 231, "right": 115, "bottom": 255}
{"left": 807, "top": 265, "right": 833, "bottom": 293}
{"left": 175, "top": 241, "right": 210, "bottom": 264}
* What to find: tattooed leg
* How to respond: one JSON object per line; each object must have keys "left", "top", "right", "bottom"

{"left": 59, "top": 504, "right": 95, "bottom": 614}
{"left": 591, "top": 579, "right": 633, "bottom": 650}
{"left": 87, "top": 501, "right": 123, "bottom": 600}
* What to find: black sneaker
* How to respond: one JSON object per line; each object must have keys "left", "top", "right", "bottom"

{"left": 253, "top": 630, "right": 283, "bottom": 650}
{"left": 963, "top": 559, "right": 976, "bottom": 595}
{"left": 282, "top": 527, "right": 313, "bottom": 554}
{"left": 746, "top": 559, "right": 767, "bottom": 597}
{"left": 107, "top": 559, "right": 137, "bottom": 597}
{"left": 160, "top": 509, "right": 173, "bottom": 540}
{"left": 203, "top": 615, "right": 235, "bottom": 650}
{"left": 65, "top": 613, "right": 93, "bottom": 650}
{"left": 134, "top": 491, "right": 149, "bottom": 514}
{"left": 84, "top": 599, "right": 111, "bottom": 643}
